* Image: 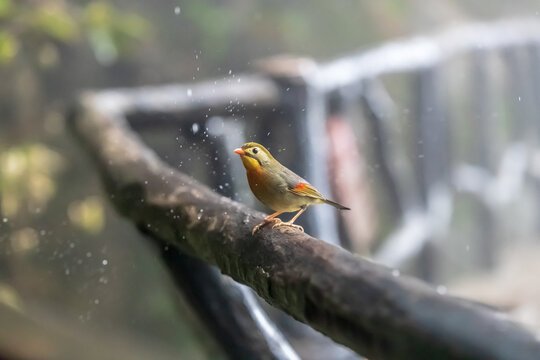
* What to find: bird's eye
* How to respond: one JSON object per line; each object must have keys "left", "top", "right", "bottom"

{"left": 252, "top": 148, "right": 259, "bottom": 154}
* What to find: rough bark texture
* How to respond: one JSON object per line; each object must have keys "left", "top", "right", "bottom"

{"left": 70, "top": 93, "right": 540, "bottom": 360}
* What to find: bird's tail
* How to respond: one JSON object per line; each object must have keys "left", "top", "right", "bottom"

{"left": 323, "top": 199, "right": 350, "bottom": 210}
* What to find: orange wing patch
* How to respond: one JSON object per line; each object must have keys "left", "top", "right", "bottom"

{"left": 293, "top": 182, "right": 309, "bottom": 191}
{"left": 289, "top": 181, "right": 324, "bottom": 200}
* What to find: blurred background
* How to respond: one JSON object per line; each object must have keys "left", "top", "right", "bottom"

{"left": 2, "top": 1, "right": 540, "bottom": 359}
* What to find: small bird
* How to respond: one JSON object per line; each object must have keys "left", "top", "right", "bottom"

{"left": 234, "top": 142, "right": 350, "bottom": 234}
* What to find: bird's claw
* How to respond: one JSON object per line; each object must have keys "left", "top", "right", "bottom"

{"left": 272, "top": 222, "right": 304, "bottom": 232}
{"left": 252, "top": 224, "right": 263, "bottom": 235}
{"left": 252, "top": 218, "right": 282, "bottom": 235}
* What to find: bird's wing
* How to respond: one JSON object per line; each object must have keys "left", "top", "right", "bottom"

{"left": 280, "top": 166, "right": 325, "bottom": 200}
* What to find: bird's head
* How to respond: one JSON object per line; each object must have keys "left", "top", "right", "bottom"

{"left": 234, "top": 142, "right": 275, "bottom": 171}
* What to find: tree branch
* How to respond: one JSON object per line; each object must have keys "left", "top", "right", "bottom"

{"left": 70, "top": 92, "right": 540, "bottom": 360}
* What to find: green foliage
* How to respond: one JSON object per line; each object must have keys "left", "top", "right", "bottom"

{"left": 84, "top": 1, "right": 150, "bottom": 64}
{"left": 0, "top": 0, "right": 13, "bottom": 18}
{"left": 0, "top": 31, "right": 18, "bottom": 64}
{"left": 0, "top": 143, "right": 64, "bottom": 219}
{"left": 0, "top": 0, "right": 151, "bottom": 67}
{"left": 30, "top": 5, "right": 79, "bottom": 42}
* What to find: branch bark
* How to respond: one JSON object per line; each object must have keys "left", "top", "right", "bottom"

{"left": 70, "top": 92, "right": 540, "bottom": 360}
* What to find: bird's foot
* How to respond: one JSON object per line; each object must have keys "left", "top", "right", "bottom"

{"left": 252, "top": 218, "right": 282, "bottom": 235}
{"left": 272, "top": 221, "right": 304, "bottom": 232}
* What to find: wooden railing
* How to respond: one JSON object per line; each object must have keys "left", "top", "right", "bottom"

{"left": 70, "top": 18, "right": 540, "bottom": 360}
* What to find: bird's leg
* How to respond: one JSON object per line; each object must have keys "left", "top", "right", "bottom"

{"left": 252, "top": 211, "right": 283, "bottom": 234}
{"left": 272, "top": 206, "right": 306, "bottom": 232}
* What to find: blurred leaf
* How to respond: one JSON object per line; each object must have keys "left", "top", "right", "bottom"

{"left": 84, "top": 1, "right": 114, "bottom": 28}
{"left": 1, "top": 147, "right": 26, "bottom": 179}
{"left": 117, "top": 13, "right": 150, "bottom": 40}
{"left": 112, "top": 13, "right": 151, "bottom": 54}
{"left": 0, "top": 31, "right": 19, "bottom": 64}
{"left": 0, "top": 0, "right": 13, "bottom": 18}
{"left": 0, "top": 283, "right": 23, "bottom": 312}
{"left": 0, "top": 144, "right": 64, "bottom": 218}
{"left": 10, "top": 227, "right": 39, "bottom": 253}
{"left": 83, "top": 2, "right": 150, "bottom": 64}
{"left": 67, "top": 196, "right": 105, "bottom": 234}
{"left": 88, "top": 27, "right": 118, "bottom": 65}
{"left": 0, "top": 1, "right": 149, "bottom": 67}
{"left": 27, "top": 144, "right": 64, "bottom": 174}
{"left": 32, "top": 6, "right": 79, "bottom": 43}
{"left": 28, "top": 173, "right": 55, "bottom": 206}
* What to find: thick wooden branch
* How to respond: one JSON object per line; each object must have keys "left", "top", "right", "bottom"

{"left": 70, "top": 92, "right": 540, "bottom": 360}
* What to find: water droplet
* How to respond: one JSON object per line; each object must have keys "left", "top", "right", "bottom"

{"left": 192, "top": 123, "right": 199, "bottom": 134}
{"left": 2, "top": 218, "right": 7, "bottom": 223}
{"left": 174, "top": 6, "right": 181, "bottom": 15}
{"left": 187, "top": 88, "right": 192, "bottom": 97}
{"left": 436, "top": 285, "right": 447, "bottom": 295}
{"left": 102, "top": 259, "right": 108, "bottom": 266}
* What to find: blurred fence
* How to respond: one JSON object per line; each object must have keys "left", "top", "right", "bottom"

{"left": 72, "top": 18, "right": 540, "bottom": 359}
{"left": 122, "top": 18, "right": 540, "bottom": 281}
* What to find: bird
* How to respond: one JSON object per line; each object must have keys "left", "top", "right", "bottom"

{"left": 234, "top": 142, "right": 350, "bottom": 234}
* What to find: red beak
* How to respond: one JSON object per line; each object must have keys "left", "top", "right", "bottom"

{"left": 234, "top": 148, "right": 245, "bottom": 155}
